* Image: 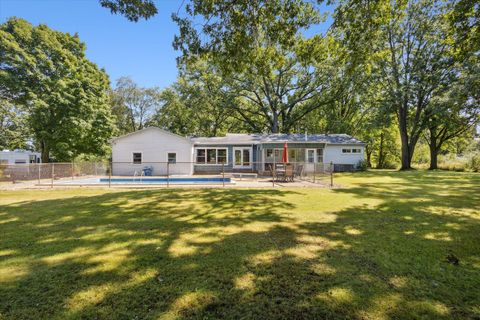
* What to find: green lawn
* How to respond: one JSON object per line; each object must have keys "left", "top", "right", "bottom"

{"left": 0, "top": 171, "right": 479, "bottom": 319}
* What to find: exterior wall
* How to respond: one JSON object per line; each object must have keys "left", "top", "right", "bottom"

{"left": 323, "top": 144, "right": 365, "bottom": 168}
{"left": 111, "top": 128, "right": 193, "bottom": 176}
{"left": 193, "top": 144, "right": 258, "bottom": 173}
{"left": 0, "top": 151, "right": 41, "bottom": 164}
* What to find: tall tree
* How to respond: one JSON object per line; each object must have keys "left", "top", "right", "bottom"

{"left": 111, "top": 77, "right": 161, "bottom": 134}
{"left": 0, "top": 18, "right": 115, "bottom": 162}
{"left": 373, "top": 0, "right": 456, "bottom": 169}
{"left": 425, "top": 59, "right": 480, "bottom": 169}
{"left": 172, "top": 1, "right": 346, "bottom": 133}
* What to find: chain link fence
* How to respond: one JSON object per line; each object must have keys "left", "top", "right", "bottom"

{"left": 0, "top": 161, "right": 335, "bottom": 187}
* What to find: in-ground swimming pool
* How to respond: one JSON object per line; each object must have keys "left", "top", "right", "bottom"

{"left": 98, "top": 177, "right": 232, "bottom": 184}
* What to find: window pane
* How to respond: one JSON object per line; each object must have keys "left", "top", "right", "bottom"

{"left": 133, "top": 153, "right": 142, "bottom": 164}
{"left": 316, "top": 149, "right": 323, "bottom": 163}
{"left": 288, "top": 149, "right": 296, "bottom": 162}
{"left": 235, "top": 150, "right": 242, "bottom": 165}
{"left": 307, "top": 150, "right": 315, "bottom": 163}
{"left": 297, "top": 149, "right": 305, "bottom": 162}
{"left": 207, "top": 149, "right": 217, "bottom": 164}
{"left": 274, "top": 149, "right": 281, "bottom": 159}
{"left": 266, "top": 149, "right": 273, "bottom": 157}
{"left": 243, "top": 149, "right": 250, "bottom": 166}
{"left": 217, "top": 149, "right": 227, "bottom": 164}
{"left": 168, "top": 153, "right": 176, "bottom": 163}
{"left": 196, "top": 149, "right": 206, "bottom": 163}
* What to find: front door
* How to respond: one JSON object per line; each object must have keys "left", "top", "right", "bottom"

{"left": 233, "top": 147, "right": 252, "bottom": 168}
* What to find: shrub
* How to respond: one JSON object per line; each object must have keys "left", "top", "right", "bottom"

{"left": 356, "top": 160, "right": 368, "bottom": 171}
{"left": 467, "top": 153, "right": 480, "bottom": 172}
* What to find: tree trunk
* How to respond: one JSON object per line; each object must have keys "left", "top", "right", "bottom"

{"left": 377, "top": 132, "right": 385, "bottom": 168}
{"left": 366, "top": 147, "right": 372, "bottom": 168}
{"left": 40, "top": 141, "right": 50, "bottom": 163}
{"left": 429, "top": 126, "right": 438, "bottom": 170}
{"left": 398, "top": 109, "right": 412, "bottom": 170}
{"left": 429, "top": 146, "right": 438, "bottom": 170}
{"left": 271, "top": 112, "right": 279, "bottom": 133}
{"left": 399, "top": 137, "right": 412, "bottom": 169}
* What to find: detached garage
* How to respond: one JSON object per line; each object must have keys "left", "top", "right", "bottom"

{"left": 111, "top": 127, "right": 194, "bottom": 176}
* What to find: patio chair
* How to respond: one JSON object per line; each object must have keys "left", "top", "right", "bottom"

{"left": 285, "top": 164, "right": 294, "bottom": 182}
{"left": 275, "top": 163, "right": 288, "bottom": 182}
{"left": 294, "top": 164, "right": 304, "bottom": 179}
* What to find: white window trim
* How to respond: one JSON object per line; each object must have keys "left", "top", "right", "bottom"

{"left": 194, "top": 147, "right": 229, "bottom": 165}
{"left": 264, "top": 148, "right": 285, "bottom": 163}
{"left": 306, "top": 148, "right": 316, "bottom": 164}
{"left": 316, "top": 148, "right": 324, "bottom": 163}
{"left": 341, "top": 147, "right": 363, "bottom": 155}
{"left": 132, "top": 152, "right": 142, "bottom": 165}
{"left": 166, "top": 151, "right": 177, "bottom": 164}
{"left": 233, "top": 147, "right": 253, "bottom": 168}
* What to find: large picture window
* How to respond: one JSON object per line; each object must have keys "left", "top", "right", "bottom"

{"left": 196, "top": 148, "right": 228, "bottom": 164}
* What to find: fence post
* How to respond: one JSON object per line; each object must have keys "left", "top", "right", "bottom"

{"left": 71, "top": 161, "right": 74, "bottom": 180}
{"left": 38, "top": 164, "right": 41, "bottom": 185}
{"left": 313, "top": 162, "right": 316, "bottom": 183}
{"left": 272, "top": 165, "right": 275, "bottom": 188}
{"left": 51, "top": 163, "right": 54, "bottom": 188}
{"left": 167, "top": 162, "right": 170, "bottom": 188}
{"left": 109, "top": 161, "right": 112, "bottom": 188}
{"left": 222, "top": 163, "right": 225, "bottom": 187}
{"left": 330, "top": 161, "right": 333, "bottom": 187}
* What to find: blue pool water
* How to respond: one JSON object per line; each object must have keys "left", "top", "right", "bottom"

{"left": 98, "top": 177, "right": 231, "bottom": 184}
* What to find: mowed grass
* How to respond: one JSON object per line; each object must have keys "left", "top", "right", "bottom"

{"left": 0, "top": 171, "right": 479, "bottom": 319}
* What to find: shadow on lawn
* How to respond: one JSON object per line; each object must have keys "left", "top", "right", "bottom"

{"left": 0, "top": 175, "right": 479, "bottom": 319}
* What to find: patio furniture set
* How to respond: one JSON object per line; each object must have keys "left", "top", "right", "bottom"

{"left": 269, "top": 163, "right": 304, "bottom": 182}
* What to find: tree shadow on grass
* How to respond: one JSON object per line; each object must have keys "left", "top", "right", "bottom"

{"left": 0, "top": 179, "right": 479, "bottom": 319}
{"left": 0, "top": 189, "right": 298, "bottom": 319}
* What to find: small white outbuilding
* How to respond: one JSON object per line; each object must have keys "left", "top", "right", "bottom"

{"left": 0, "top": 150, "right": 41, "bottom": 165}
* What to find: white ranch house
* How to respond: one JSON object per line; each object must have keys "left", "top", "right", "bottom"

{"left": 111, "top": 127, "right": 365, "bottom": 176}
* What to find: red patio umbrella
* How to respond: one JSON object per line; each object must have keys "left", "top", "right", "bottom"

{"left": 282, "top": 142, "right": 289, "bottom": 163}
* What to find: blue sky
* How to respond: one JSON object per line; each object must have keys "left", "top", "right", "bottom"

{"left": 0, "top": 0, "right": 333, "bottom": 89}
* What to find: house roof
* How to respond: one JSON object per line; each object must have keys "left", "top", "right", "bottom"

{"left": 191, "top": 133, "right": 365, "bottom": 145}
{"left": 111, "top": 127, "right": 364, "bottom": 145}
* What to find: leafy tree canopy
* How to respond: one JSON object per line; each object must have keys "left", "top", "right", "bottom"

{"left": 0, "top": 18, "right": 116, "bottom": 162}
{"left": 99, "top": 0, "right": 157, "bottom": 22}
